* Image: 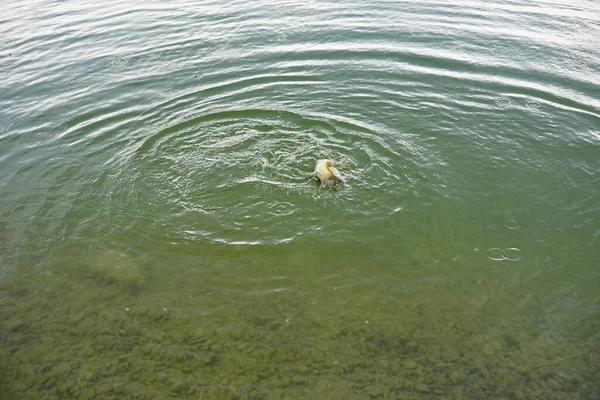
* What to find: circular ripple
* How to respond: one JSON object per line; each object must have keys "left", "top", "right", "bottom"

{"left": 495, "top": 97, "right": 512, "bottom": 107}
{"left": 0, "top": 113, "right": 63, "bottom": 140}
{"left": 122, "top": 110, "right": 329, "bottom": 244}
{"left": 502, "top": 247, "right": 523, "bottom": 261}
{"left": 526, "top": 100, "right": 541, "bottom": 109}
{"left": 486, "top": 247, "right": 505, "bottom": 261}
{"left": 269, "top": 202, "right": 295, "bottom": 216}
{"left": 110, "top": 107, "right": 419, "bottom": 245}
{"left": 486, "top": 247, "right": 523, "bottom": 261}
{"left": 110, "top": 57, "right": 129, "bottom": 66}
{"left": 504, "top": 219, "right": 520, "bottom": 229}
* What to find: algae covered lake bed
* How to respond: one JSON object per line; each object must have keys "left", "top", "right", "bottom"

{"left": 2, "top": 237, "right": 598, "bottom": 399}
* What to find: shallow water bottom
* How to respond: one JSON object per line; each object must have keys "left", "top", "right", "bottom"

{"left": 1, "top": 242, "right": 598, "bottom": 400}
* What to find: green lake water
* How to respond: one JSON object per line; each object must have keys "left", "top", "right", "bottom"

{"left": 1, "top": 0, "right": 599, "bottom": 398}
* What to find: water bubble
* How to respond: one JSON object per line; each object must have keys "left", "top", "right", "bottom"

{"left": 502, "top": 248, "right": 522, "bottom": 261}
{"left": 504, "top": 219, "right": 520, "bottom": 229}
{"left": 526, "top": 100, "right": 541, "bottom": 109}
{"left": 268, "top": 202, "right": 295, "bottom": 216}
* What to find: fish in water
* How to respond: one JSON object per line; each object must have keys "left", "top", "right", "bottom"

{"left": 314, "top": 158, "right": 344, "bottom": 184}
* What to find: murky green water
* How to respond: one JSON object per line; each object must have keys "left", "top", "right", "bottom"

{"left": 1, "top": 0, "right": 599, "bottom": 398}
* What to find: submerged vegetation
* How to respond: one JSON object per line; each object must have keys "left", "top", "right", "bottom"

{"left": 1, "top": 245, "right": 597, "bottom": 399}
{"left": 78, "top": 378, "right": 89, "bottom": 400}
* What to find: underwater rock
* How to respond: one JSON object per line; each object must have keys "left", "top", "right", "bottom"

{"left": 230, "top": 328, "right": 244, "bottom": 340}
{"left": 267, "top": 389, "right": 283, "bottom": 400}
{"left": 4, "top": 318, "right": 26, "bottom": 332}
{"left": 170, "top": 379, "right": 186, "bottom": 393}
{"left": 482, "top": 344, "right": 495, "bottom": 356}
{"left": 450, "top": 370, "right": 465, "bottom": 384}
{"left": 89, "top": 250, "right": 144, "bottom": 287}
{"left": 215, "top": 327, "right": 230, "bottom": 340}
{"left": 56, "top": 381, "right": 73, "bottom": 394}
{"left": 49, "top": 362, "right": 71, "bottom": 379}
{"left": 416, "top": 383, "right": 430, "bottom": 392}
{"left": 296, "top": 363, "right": 310, "bottom": 373}
{"left": 364, "top": 385, "right": 384, "bottom": 398}
{"left": 192, "top": 328, "right": 208, "bottom": 340}
{"left": 491, "top": 340, "right": 504, "bottom": 351}
{"left": 446, "top": 350, "right": 460, "bottom": 361}
{"left": 378, "top": 359, "right": 390, "bottom": 370}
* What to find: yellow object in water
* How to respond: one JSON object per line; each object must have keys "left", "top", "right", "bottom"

{"left": 314, "top": 159, "right": 344, "bottom": 184}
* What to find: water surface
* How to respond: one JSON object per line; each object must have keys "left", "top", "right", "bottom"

{"left": 1, "top": 0, "right": 599, "bottom": 398}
